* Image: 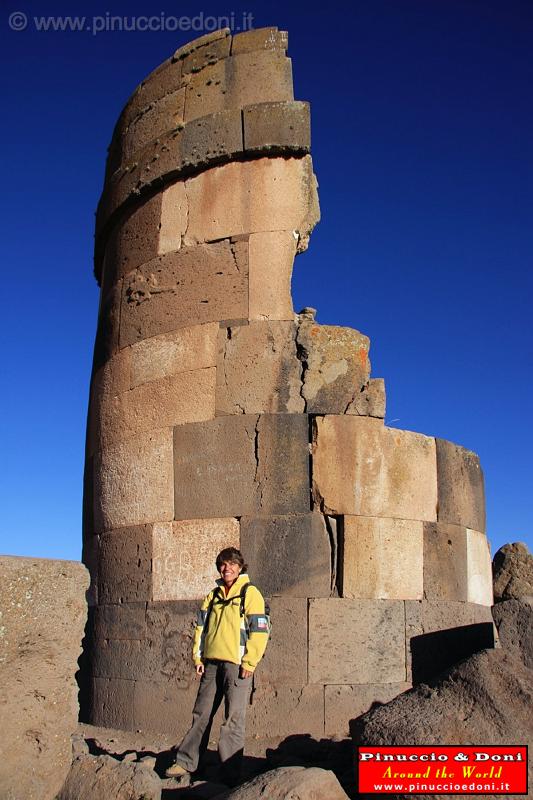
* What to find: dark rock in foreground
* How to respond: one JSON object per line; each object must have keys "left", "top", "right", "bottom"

{"left": 493, "top": 542, "right": 533, "bottom": 601}
{"left": 213, "top": 765, "right": 349, "bottom": 799}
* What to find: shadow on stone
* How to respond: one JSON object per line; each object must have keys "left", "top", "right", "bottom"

{"left": 410, "top": 622, "right": 494, "bottom": 684}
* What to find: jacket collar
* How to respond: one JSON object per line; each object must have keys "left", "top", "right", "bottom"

{"left": 215, "top": 572, "right": 250, "bottom": 598}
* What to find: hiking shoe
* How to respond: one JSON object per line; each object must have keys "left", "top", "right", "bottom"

{"left": 165, "top": 763, "right": 189, "bottom": 778}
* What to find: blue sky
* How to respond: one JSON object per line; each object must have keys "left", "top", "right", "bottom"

{"left": 1, "top": 0, "right": 531, "bottom": 561}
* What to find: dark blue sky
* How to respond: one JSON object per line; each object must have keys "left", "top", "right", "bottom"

{"left": 2, "top": 0, "right": 532, "bottom": 560}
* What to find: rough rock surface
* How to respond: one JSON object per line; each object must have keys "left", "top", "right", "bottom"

{"left": 57, "top": 754, "right": 161, "bottom": 800}
{"left": 492, "top": 541, "right": 533, "bottom": 601}
{"left": 0, "top": 557, "right": 89, "bottom": 800}
{"left": 355, "top": 649, "right": 533, "bottom": 799}
{"left": 492, "top": 598, "right": 533, "bottom": 669}
{"left": 215, "top": 766, "right": 349, "bottom": 800}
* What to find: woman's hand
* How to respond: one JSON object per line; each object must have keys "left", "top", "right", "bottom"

{"left": 239, "top": 667, "right": 252, "bottom": 679}
{"left": 196, "top": 663, "right": 205, "bottom": 677}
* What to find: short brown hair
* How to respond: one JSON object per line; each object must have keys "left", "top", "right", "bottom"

{"left": 216, "top": 547, "right": 247, "bottom": 572}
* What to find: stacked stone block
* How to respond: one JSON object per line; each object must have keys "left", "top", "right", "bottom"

{"left": 84, "top": 27, "right": 494, "bottom": 740}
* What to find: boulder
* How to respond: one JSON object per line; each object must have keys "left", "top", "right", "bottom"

{"left": 493, "top": 541, "right": 533, "bottom": 601}
{"left": 216, "top": 766, "right": 349, "bottom": 799}
{"left": 0, "top": 557, "right": 89, "bottom": 800}
{"left": 355, "top": 649, "right": 533, "bottom": 799}
{"left": 492, "top": 598, "right": 533, "bottom": 669}
{"left": 57, "top": 754, "right": 161, "bottom": 800}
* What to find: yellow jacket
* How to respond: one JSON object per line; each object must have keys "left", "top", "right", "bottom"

{"left": 192, "top": 573, "right": 269, "bottom": 672}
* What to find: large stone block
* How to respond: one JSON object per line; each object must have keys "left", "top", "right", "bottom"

{"left": 405, "top": 599, "right": 495, "bottom": 682}
{"left": 216, "top": 321, "right": 304, "bottom": 415}
{"left": 174, "top": 414, "right": 310, "bottom": 519}
{"left": 243, "top": 101, "right": 310, "bottom": 153}
{"left": 240, "top": 514, "right": 331, "bottom": 598}
{"left": 133, "top": 680, "right": 199, "bottom": 737}
{"left": 93, "top": 638, "right": 149, "bottom": 680}
{"left": 102, "top": 192, "right": 164, "bottom": 287}
{"left": 92, "top": 280, "right": 122, "bottom": 370}
{"left": 0, "top": 558, "right": 89, "bottom": 800}
{"left": 309, "top": 598, "right": 406, "bottom": 684}
{"left": 120, "top": 87, "right": 186, "bottom": 165}
{"left": 423, "top": 522, "right": 468, "bottom": 601}
{"left": 98, "top": 525, "right": 153, "bottom": 603}
{"left": 231, "top": 27, "right": 288, "bottom": 55}
{"left": 183, "top": 50, "right": 293, "bottom": 122}
{"left": 297, "top": 322, "right": 370, "bottom": 414}
{"left": 117, "top": 57, "right": 183, "bottom": 134}
{"left": 119, "top": 240, "right": 248, "bottom": 347}
{"left": 259, "top": 597, "right": 308, "bottom": 686}
{"left": 129, "top": 322, "right": 218, "bottom": 388}
{"left": 91, "top": 676, "right": 135, "bottom": 730}
{"left": 152, "top": 518, "right": 240, "bottom": 600}
{"left": 436, "top": 438, "right": 486, "bottom": 532}
{"left": 180, "top": 30, "right": 231, "bottom": 75}
{"left": 93, "top": 602, "right": 147, "bottom": 641}
{"left": 184, "top": 156, "right": 319, "bottom": 246}
{"left": 92, "top": 367, "right": 216, "bottom": 452}
{"left": 343, "top": 516, "right": 423, "bottom": 600}
{"left": 312, "top": 416, "right": 437, "bottom": 521}
{"left": 94, "top": 428, "right": 174, "bottom": 532}
{"left": 174, "top": 28, "right": 231, "bottom": 62}
{"left": 324, "top": 683, "right": 411, "bottom": 736}
{"left": 466, "top": 528, "right": 493, "bottom": 606}
{"left": 248, "top": 685, "right": 324, "bottom": 738}
{"left": 248, "top": 230, "right": 296, "bottom": 321}
{"left": 145, "top": 600, "right": 199, "bottom": 687}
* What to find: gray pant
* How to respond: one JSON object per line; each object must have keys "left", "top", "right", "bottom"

{"left": 175, "top": 660, "right": 252, "bottom": 779}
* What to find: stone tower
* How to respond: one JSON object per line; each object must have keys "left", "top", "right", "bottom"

{"left": 83, "top": 27, "right": 494, "bottom": 738}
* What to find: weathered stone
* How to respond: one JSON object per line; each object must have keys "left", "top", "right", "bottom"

{"left": 57, "top": 753, "right": 162, "bottom": 800}
{"left": 174, "top": 28, "right": 231, "bottom": 62}
{"left": 222, "top": 766, "right": 349, "bottom": 800}
{"left": 117, "top": 57, "right": 182, "bottom": 135}
{"left": 92, "top": 279, "right": 122, "bottom": 370}
{"left": 436, "top": 438, "right": 486, "bottom": 532}
{"left": 492, "top": 598, "right": 533, "bottom": 668}
{"left": 120, "top": 87, "right": 186, "bottom": 164}
{"left": 92, "top": 367, "right": 216, "bottom": 452}
{"left": 103, "top": 194, "right": 163, "bottom": 287}
{"left": 324, "top": 683, "right": 412, "bottom": 736}
{"left": 248, "top": 230, "right": 296, "bottom": 321}
{"left": 93, "top": 602, "right": 147, "bottom": 641}
{"left": 343, "top": 516, "right": 423, "bottom": 600}
{"left": 466, "top": 528, "right": 493, "bottom": 606}
{"left": 493, "top": 541, "right": 533, "bottom": 601}
{"left": 405, "top": 599, "right": 495, "bottom": 682}
{"left": 173, "top": 414, "right": 309, "bottom": 519}
{"left": 346, "top": 377, "right": 386, "bottom": 418}
{"left": 91, "top": 677, "right": 135, "bottom": 729}
{"left": 181, "top": 33, "right": 232, "bottom": 75}
{"left": 130, "top": 322, "right": 219, "bottom": 387}
{"left": 243, "top": 101, "right": 310, "bottom": 153}
{"left": 94, "top": 428, "right": 174, "bottom": 532}
{"left": 132, "top": 680, "right": 199, "bottom": 737}
{"left": 259, "top": 597, "right": 307, "bottom": 685}
{"left": 174, "top": 415, "right": 259, "bottom": 518}
{"left": 231, "top": 27, "right": 288, "bottom": 55}
{"left": 152, "top": 518, "right": 240, "bottom": 600}
{"left": 0, "top": 558, "right": 89, "bottom": 800}
{"left": 98, "top": 525, "right": 153, "bottom": 603}
{"left": 423, "top": 522, "right": 468, "bottom": 601}
{"left": 93, "top": 638, "right": 149, "bottom": 680}
{"left": 240, "top": 514, "right": 331, "bottom": 597}
{"left": 183, "top": 50, "right": 293, "bottom": 122}
{"left": 119, "top": 240, "right": 248, "bottom": 348}
{"left": 355, "top": 649, "right": 533, "bottom": 800}
{"left": 313, "top": 416, "right": 437, "bottom": 521}
{"left": 216, "top": 321, "right": 304, "bottom": 415}
{"left": 298, "top": 323, "right": 370, "bottom": 413}
{"left": 98, "top": 110, "right": 243, "bottom": 232}
{"left": 309, "top": 598, "right": 405, "bottom": 684}
{"left": 184, "top": 156, "right": 319, "bottom": 247}
{"left": 248, "top": 685, "right": 325, "bottom": 737}
{"left": 145, "top": 600, "right": 199, "bottom": 687}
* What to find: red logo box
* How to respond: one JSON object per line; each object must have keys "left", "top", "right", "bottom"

{"left": 357, "top": 745, "right": 528, "bottom": 794}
